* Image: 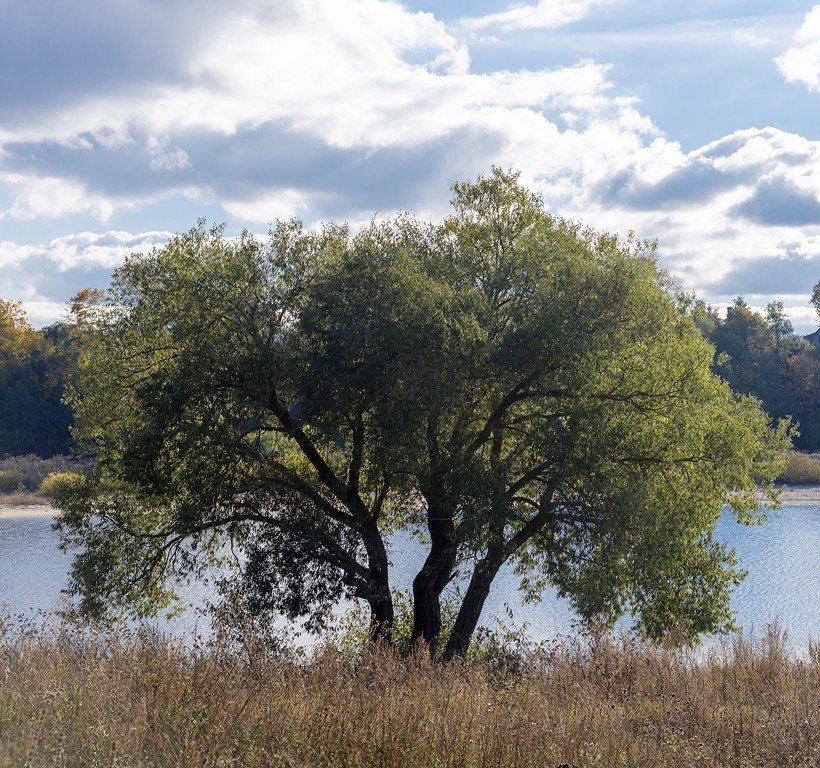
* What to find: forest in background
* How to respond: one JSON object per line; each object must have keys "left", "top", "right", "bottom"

{"left": 1, "top": 286, "right": 818, "bottom": 458}
{"left": 0, "top": 290, "right": 100, "bottom": 457}
{"left": 688, "top": 293, "right": 819, "bottom": 451}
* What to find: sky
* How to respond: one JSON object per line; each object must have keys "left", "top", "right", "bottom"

{"left": 1, "top": 0, "right": 819, "bottom": 332}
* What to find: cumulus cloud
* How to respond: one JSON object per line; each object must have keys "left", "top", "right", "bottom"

{"left": 146, "top": 137, "right": 191, "bottom": 172}
{"left": 0, "top": 0, "right": 651, "bottom": 225}
{"left": 775, "top": 4, "right": 820, "bottom": 91}
{"left": 0, "top": 231, "right": 172, "bottom": 327}
{"left": 18, "top": 301, "right": 71, "bottom": 330}
{"left": 0, "top": 171, "right": 116, "bottom": 221}
{"left": 1, "top": 0, "right": 819, "bottom": 331}
{"left": 568, "top": 127, "right": 820, "bottom": 306}
{"left": 463, "top": 0, "right": 615, "bottom": 33}
{"left": 0, "top": 230, "right": 171, "bottom": 273}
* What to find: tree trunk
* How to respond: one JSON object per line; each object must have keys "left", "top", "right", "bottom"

{"left": 410, "top": 543, "right": 456, "bottom": 653}
{"left": 442, "top": 551, "right": 503, "bottom": 661}
{"left": 410, "top": 505, "right": 456, "bottom": 654}
{"left": 361, "top": 517, "right": 394, "bottom": 645}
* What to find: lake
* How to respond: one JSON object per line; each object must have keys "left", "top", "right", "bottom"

{"left": 1, "top": 505, "right": 818, "bottom": 649}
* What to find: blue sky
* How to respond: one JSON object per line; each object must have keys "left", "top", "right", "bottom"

{"left": 1, "top": 0, "right": 819, "bottom": 331}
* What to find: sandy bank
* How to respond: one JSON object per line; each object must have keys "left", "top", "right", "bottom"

{"left": 776, "top": 485, "right": 820, "bottom": 506}
{"left": 0, "top": 503, "right": 55, "bottom": 519}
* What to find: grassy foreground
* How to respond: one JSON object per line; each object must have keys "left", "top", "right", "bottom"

{"left": 0, "top": 622, "right": 817, "bottom": 768}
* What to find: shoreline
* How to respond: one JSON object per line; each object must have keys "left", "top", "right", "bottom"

{"left": 2, "top": 485, "right": 819, "bottom": 520}
{"left": 0, "top": 503, "right": 55, "bottom": 519}
{"left": 773, "top": 484, "right": 820, "bottom": 506}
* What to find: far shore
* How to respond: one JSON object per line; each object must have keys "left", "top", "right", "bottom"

{"left": 2, "top": 485, "right": 820, "bottom": 520}
{"left": 775, "top": 484, "right": 820, "bottom": 505}
{"left": 0, "top": 502, "right": 54, "bottom": 519}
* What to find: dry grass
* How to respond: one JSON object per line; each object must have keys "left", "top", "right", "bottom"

{"left": 778, "top": 452, "right": 820, "bottom": 485}
{"left": 0, "top": 490, "right": 49, "bottom": 507}
{"left": 0, "top": 455, "right": 92, "bottom": 494}
{"left": 0, "top": 454, "right": 92, "bottom": 506}
{"left": 0, "top": 620, "right": 816, "bottom": 768}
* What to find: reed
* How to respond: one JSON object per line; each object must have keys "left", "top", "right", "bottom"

{"left": 778, "top": 451, "right": 820, "bottom": 485}
{"left": 0, "top": 617, "right": 816, "bottom": 768}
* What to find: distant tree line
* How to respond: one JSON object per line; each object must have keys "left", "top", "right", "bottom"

{"left": 0, "top": 290, "right": 101, "bottom": 456}
{"left": 686, "top": 288, "right": 820, "bottom": 451}
{"left": 1, "top": 279, "right": 818, "bottom": 460}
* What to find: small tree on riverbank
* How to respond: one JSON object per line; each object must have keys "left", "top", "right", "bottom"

{"left": 53, "top": 170, "right": 790, "bottom": 657}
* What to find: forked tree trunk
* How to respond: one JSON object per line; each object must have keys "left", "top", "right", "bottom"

{"left": 410, "top": 504, "right": 456, "bottom": 655}
{"left": 410, "top": 545, "right": 456, "bottom": 653}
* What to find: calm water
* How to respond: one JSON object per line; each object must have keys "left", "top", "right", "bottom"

{"left": 1, "top": 506, "right": 818, "bottom": 648}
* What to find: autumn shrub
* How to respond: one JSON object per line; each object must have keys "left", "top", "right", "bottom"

{"left": 0, "top": 470, "right": 25, "bottom": 493}
{"left": 37, "top": 471, "right": 84, "bottom": 500}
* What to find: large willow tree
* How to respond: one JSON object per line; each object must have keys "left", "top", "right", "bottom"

{"left": 54, "top": 170, "right": 789, "bottom": 658}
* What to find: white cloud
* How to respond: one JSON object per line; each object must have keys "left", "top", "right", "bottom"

{"left": 775, "top": 4, "right": 820, "bottom": 91}
{"left": 45, "top": 230, "right": 173, "bottom": 270}
{"left": 463, "top": 0, "right": 614, "bottom": 33}
{"left": 0, "top": 0, "right": 819, "bottom": 326}
{"left": 0, "top": 230, "right": 171, "bottom": 273}
{"left": 221, "top": 188, "right": 309, "bottom": 223}
{"left": 705, "top": 300, "right": 818, "bottom": 334}
{"left": 0, "top": 0, "right": 647, "bottom": 224}
{"left": 0, "top": 172, "right": 116, "bottom": 221}
{"left": 0, "top": 241, "right": 42, "bottom": 268}
{"left": 146, "top": 136, "right": 192, "bottom": 172}
{"left": 567, "top": 127, "right": 820, "bottom": 297}
{"left": 785, "top": 304, "right": 819, "bottom": 331}
{"left": 0, "top": 230, "right": 174, "bottom": 326}
{"left": 19, "top": 300, "right": 70, "bottom": 329}
{"left": 734, "top": 27, "right": 775, "bottom": 49}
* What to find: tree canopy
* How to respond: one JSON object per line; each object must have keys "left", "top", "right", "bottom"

{"left": 53, "top": 169, "right": 790, "bottom": 657}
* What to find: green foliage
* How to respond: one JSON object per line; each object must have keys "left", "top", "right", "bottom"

{"left": 765, "top": 301, "right": 793, "bottom": 343}
{"left": 54, "top": 170, "right": 791, "bottom": 654}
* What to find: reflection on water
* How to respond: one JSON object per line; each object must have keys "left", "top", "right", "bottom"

{"left": 1, "top": 506, "right": 818, "bottom": 647}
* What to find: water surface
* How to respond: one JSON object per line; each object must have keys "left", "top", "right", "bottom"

{"left": 1, "top": 506, "right": 817, "bottom": 648}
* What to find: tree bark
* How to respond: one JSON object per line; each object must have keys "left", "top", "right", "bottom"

{"left": 361, "top": 517, "right": 394, "bottom": 645}
{"left": 409, "top": 493, "right": 458, "bottom": 654}
{"left": 442, "top": 550, "right": 503, "bottom": 661}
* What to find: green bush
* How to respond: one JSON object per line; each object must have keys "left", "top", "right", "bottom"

{"left": 777, "top": 452, "right": 820, "bottom": 484}
{"left": 38, "top": 471, "right": 83, "bottom": 499}
{"left": 0, "top": 470, "right": 25, "bottom": 492}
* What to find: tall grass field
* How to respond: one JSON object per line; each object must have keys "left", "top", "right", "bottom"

{"left": 0, "top": 619, "right": 816, "bottom": 768}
